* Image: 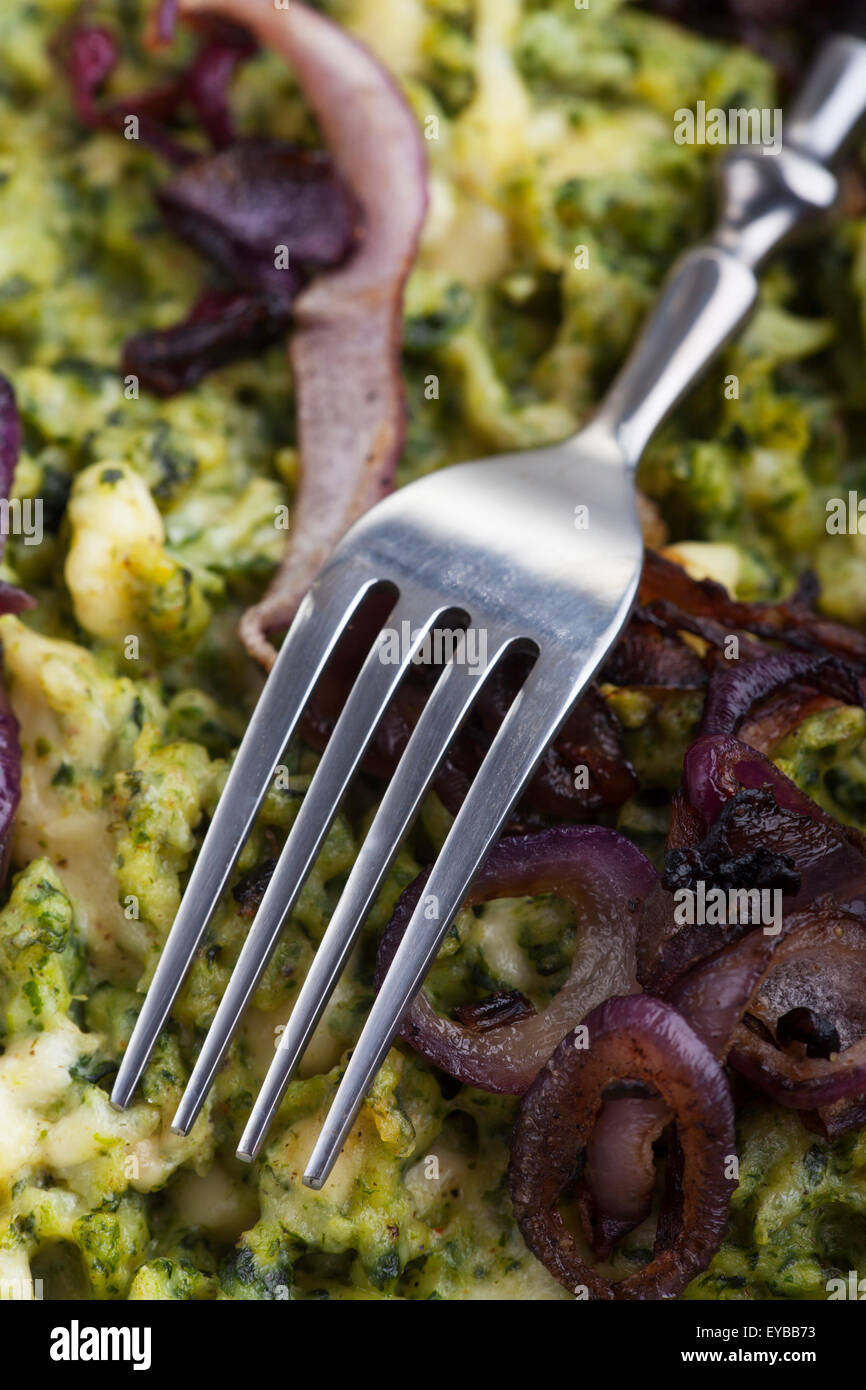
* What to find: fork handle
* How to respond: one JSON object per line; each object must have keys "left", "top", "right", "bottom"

{"left": 593, "top": 33, "right": 866, "bottom": 471}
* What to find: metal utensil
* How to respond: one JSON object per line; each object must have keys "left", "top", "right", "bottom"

{"left": 111, "top": 33, "right": 866, "bottom": 1188}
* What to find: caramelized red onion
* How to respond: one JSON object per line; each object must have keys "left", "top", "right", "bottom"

{"left": 472, "top": 654, "right": 638, "bottom": 816}
{"left": 157, "top": 140, "right": 363, "bottom": 295}
{"left": 667, "top": 928, "right": 783, "bottom": 1061}
{"left": 182, "top": 25, "right": 258, "bottom": 149}
{"left": 640, "top": 551, "right": 866, "bottom": 670}
{"left": 600, "top": 610, "right": 707, "bottom": 689}
{"left": 0, "top": 375, "right": 21, "bottom": 504}
{"left": 63, "top": 2, "right": 426, "bottom": 662}
{"left": 638, "top": 724, "right": 866, "bottom": 1130}
{"left": 728, "top": 907, "right": 866, "bottom": 1108}
{"left": 581, "top": 1094, "right": 670, "bottom": 1258}
{"left": 0, "top": 681, "right": 21, "bottom": 886}
{"left": 54, "top": 21, "right": 254, "bottom": 165}
{"left": 683, "top": 735, "right": 866, "bottom": 914}
{"left": 698, "top": 649, "right": 865, "bottom": 739}
{"left": 123, "top": 137, "right": 362, "bottom": 395}
{"left": 509, "top": 995, "right": 735, "bottom": 1299}
{"left": 584, "top": 917, "right": 781, "bottom": 1257}
{"left": 124, "top": 288, "right": 297, "bottom": 397}
{"left": 168, "top": 0, "right": 428, "bottom": 666}
{"left": 304, "top": 550, "right": 866, "bottom": 828}
{"left": 639, "top": 734, "right": 866, "bottom": 991}
{"left": 375, "top": 827, "right": 656, "bottom": 1094}
{"left": 303, "top": 605, "right": 638, "bottom": 824}
{"left": 0, "top": 378, "right": 31, "bottom": 880}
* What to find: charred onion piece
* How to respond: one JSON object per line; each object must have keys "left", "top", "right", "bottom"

{"left": 157, "top": 140, "right": 363, "bottom": 294}
{"left": 509, "top": 995, "right": 735, "bottom": 1299}
{"left": 639, "top": 736, "right": 866, "bottom": 987}
{"left": 698, "top": 649, "right": 865, "bottom": 739}
{"left": 666, "top": 927, "right": 783, "bottom": 1060}
{"left": 600, "top": 609, "right": 707, "bottom": 689}
{"left": 729, "top": 907, "right": 866, "bottom": 1107}
{"left": 776, "top": 1006, "right": 840, "bottom": 1059}
{"left": 123, "top": 288, "right": 297, "bottom": 397}
{"left": 375, "top": 827, "right": 657, "bottom": 1093}
{"left": 0, "top": 375, "right": 21, "bottom": 503}
{"left": 54, "top": 21, "right": 255, "bottom": 164}
{"left": 452, "top": 990, "right": 535, "bottom": 1031}
{"left": 640, "top": 551, "right": 866, "bottom": 671}
{"left": 684, "top": 735, "right": 866, "bottom": 900}
{"left": 0, "top": 377, "right": 32, "bottom": 880}
{"left": 171, "top": 0, "right": 428, "bottom": 666}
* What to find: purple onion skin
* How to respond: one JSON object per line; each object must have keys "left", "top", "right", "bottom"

{"left": 375, "top": 826, "right": 658, "bottom": 1094}
{"left": 509, "top": 995, "right": 736, "bottom": 1300}
{"left": 581, "top": 1095, "right": 669, "bottom": 1257}
{"left": 726, "top": 909, "right": 866, "bottom": 1109}
{"left": 0, "top": 376, "right": 27, "bottom": 880}
{"left": 186, "top": 35, "right": 257, "bottom": 149}
{"left": 698, "top": 649, "right": 865, "bottom": 739}
{"left": 154, "top": 0, "right": 179, "bottom": 45}
{"left": 122, "top": 288, "right": 298, "bottom": 397}
{"left": 728, "top": 1041, "right": 866, "bottom": 1109}
{"left": 0, "top": 683, "right": 20, "bottom": 882}
{"left": 56, "top": 20, "right": 257, "bottom": 166}
{"left": 0, "top": 376, "right": 21, "bottom": 512}
{"left": 157, "top": 140, "right": 363, "bottom": 292}
{"left": 60, "top": 24, "right": 363, "bottom": 400}
{"left": 56, "top": 25, "right": 193, "bottom": 166}
{"left": 667, "top": 929, "right": 783, "bottom": 1061}
{"left": 683, "top": 734, "right": 866, "bottom": 920}
{"left": 0, "top": 581, "right": 35, "bottom": 614}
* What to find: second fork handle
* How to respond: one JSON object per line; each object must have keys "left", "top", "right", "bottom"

{"left": 593, "top": 33, "right": 866, "bottom": 472}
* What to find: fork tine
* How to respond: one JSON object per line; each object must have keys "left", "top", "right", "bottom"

{"left": 110, "top": 568, "right": 379, "bottom": 1110}
{"left": 235, "top": 637, "right": 519, "bottom": 1162}
{"left": 302, "top": 653, "right": 598, "bottom": 1189}
{"left": 170, "top": 595, "right": 456, "bottom": 1135}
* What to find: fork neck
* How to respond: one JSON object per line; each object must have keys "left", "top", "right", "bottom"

{"left": 588, "top": 33, "right": 866, "bottom": 474}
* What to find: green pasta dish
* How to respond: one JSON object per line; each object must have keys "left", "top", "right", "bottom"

{"left": 2, "top": 0, "right": 866, "bottom": 1302}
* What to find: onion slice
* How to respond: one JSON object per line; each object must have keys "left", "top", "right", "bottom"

{"left": 581, "top": 1095, "right": 670, "bottom": 1257}
{"left": 728, "top": 907, "right": 866, "bottom": 1108}
{"left": 0, "top": 376, "right": 20, "bottom": 506}
{"left": 174, "top": 0, "right": 428, "bottom": 667}
{"left": 639, "top": 733, "right": 866, "bottom": 987}
{"left": 375, "top": 827, "right": 657, "bottom": 1094}
{"left": 640, "top": 551, "right": 866, "bottom": 670}
{"left": 683, "top": 735, "right": 866, "bottom": 914}
{"left": 698, "top": 649, "right": 865, "bottom": 739}
{"left": 509, "top": 995, "right": 735, "bottom": 1300}
{"left": 667, "top": 927, "right": 783, "bottom": 1061}
{"left": 0, "top": 377, "right": 32, "bottom": 879}
{"left": 584, "top": 922, "right": 781, "bottom": 1257}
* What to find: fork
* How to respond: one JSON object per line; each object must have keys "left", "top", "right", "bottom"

{"left": 111, "top": 35, "right": 866, "bottom": 1187}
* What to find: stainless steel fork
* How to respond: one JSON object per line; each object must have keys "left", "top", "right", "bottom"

{"left": 111, "top": 35, "right": 866, "bottom": 1187}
